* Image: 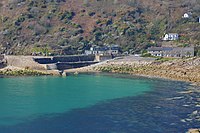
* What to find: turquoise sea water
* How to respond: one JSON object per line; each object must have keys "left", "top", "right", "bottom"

{"left": 0, "top": 74, "right": 152, "bottom": 126}
{"left": 0, "top": 74, "right": 199, "bottom": 133}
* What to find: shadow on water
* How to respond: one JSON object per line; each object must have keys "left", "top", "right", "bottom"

{"left": 0, "top": 80, "right": 199, "bottom": 133}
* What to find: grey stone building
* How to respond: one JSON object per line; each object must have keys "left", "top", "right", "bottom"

{"left": 85, "top": 45, "right": 120, "bottom": 55}
{"left": 147, "top": 47, "right": 194, "bottom": 57}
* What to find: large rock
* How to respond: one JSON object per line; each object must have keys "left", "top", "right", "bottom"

{"left": 187, "top": 129, "right": 200, "bottom": 133}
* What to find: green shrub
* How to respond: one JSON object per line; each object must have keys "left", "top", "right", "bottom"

{"left": 88, "top": 11, "right": 95, "bottom": 16}
{"left": 141, "top": 53, "right": 152, "bottom": 57}
{"left": 59, "top": 11, "right": 75, "bottom": 20}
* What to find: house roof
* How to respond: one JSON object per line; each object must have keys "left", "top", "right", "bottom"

{"left": 173, "top": 47, "right": 194, "bottom": 51}
{"left": 92, "top": 46, "right": 109, "bottom": 51}
{"left": 162, "top": 47, "right": 173, "bottom": 51}
{"left": 110, "top": 46, "right": 120, "bottom": 50}
{"left": 168, "top": 33, "right": 178, "bottom": 35}
{"left": 91, "top": 45, "right": 120, "bottom": 51}
{"left": 147, "top": 47, "right": 194, "bottom": 52}
{"left": 147, "top": 47, "right": 164, "bottom": 51}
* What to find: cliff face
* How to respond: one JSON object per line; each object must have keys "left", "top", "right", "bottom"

{"left": 0, "top": 0, "right": 200, "bottom": 55}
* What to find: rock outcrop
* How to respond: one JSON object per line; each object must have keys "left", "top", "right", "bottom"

{"left": 187, "top": 129, "right": 200, "bottom": 133}
{"left": 66, "top": 56, "right": 200, "bottom": 84}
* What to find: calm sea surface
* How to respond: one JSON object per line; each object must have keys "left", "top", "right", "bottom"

{"left": 0, "top": 73, "right": 199, "bottom": 133}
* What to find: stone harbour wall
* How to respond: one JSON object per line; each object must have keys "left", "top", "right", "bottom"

{"left": 34, "top": 55, "right": 95, "bottom": 64}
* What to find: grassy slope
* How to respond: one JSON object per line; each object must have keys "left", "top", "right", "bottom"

{"left": 0, "top": 0, "right": 199, "bottom": 55}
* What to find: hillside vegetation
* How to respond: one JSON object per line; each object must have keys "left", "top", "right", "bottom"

{"left": 0, "top": 0, "right": 200, "bottom": 55}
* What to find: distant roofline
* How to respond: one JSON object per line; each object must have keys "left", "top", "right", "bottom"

{"left": 147, "top": 47, "right": 194, "bottom": 51}
{"left": 168, "top": 33, "right": 178, "bottom": 34}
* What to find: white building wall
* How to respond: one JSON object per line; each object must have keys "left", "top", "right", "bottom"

{"left": 183, "top": 13, "right": 189, "bottom": 18}
{"left": 163, "top": 33, "right": 178, "bottom": 41}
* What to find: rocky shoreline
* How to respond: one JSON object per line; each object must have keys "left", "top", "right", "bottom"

{"left": 0, "top": 67, "right": 52, "bottom": 76}
{"left": 0, "top": 55, "right": 61, "bottom": 76}
{"left": 65, "top": 56, "right": 200, "bottom": 132}
{"left": 187, "top": 129, "right": 200, "bottom": 133}
{"left": 0, "top": 55, "right": 199, "bottom": 132}
{"left": 65, "top": 56, "right": 200, "bottom": 85}
{"left": 1, "top": 55, "right": 200, "bottom": 84}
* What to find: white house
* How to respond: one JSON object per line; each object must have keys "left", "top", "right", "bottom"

{"left": 182, "top": 13, "right": 189, "bottom": 18}
{"left": 163, "top": 33, "right": 179, "bottom": 41}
